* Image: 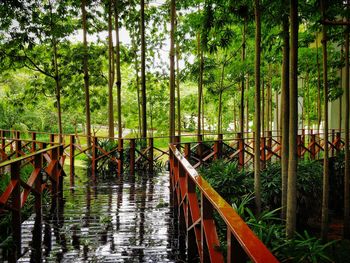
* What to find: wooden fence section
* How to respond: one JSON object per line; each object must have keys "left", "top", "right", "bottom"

{"left": 0, "top": 145, "right": 65, "bottom": 262}
{"left": 0, "top": 129, "right": 345, "bottom": 186}
{"left": 169, "top": 144, "right": 279, "bottom": 262}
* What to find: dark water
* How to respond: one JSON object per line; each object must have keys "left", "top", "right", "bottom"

{"left": 17, "top": 168, "right": 179, "bottom": 262}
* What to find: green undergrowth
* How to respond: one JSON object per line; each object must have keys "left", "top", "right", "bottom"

{"left": 199, "top": 159, "right": 348, "bottom": 262}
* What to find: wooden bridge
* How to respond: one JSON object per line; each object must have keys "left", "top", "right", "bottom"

{"left": 0, "top": 129, "right": 345, "bottom": 262}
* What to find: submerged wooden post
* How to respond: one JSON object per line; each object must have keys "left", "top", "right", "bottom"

{"left": 148, "top": 137, "right": 154, "bottom": 173}
{"left": 91, "top": 136, "right": 98, "bottom": 180}
{"left": 129, "top": 139, "right": 136, "bottom": 175}
{"left": 11, "top": 162, "right": 21, "bottom": 262}
{"left": 69, "top": 135, "right": 75, "bottom": 188}
{"left": 118, "top": 138, "right": 124, "bottom": 176}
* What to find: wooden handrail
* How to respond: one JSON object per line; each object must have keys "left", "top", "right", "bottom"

{"left": 169, "top": 144, "right": 279, "bottom": 262}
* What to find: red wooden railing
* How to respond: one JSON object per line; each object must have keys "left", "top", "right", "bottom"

{"left": 169, "top": 144, "right": 279, "bottom": 262}
{"left": 0, "top": 145, "right": 65, "bottom": 262}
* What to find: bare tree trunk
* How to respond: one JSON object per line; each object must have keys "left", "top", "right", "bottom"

{"left": 169, "top": 0, "right": 176, "bottom": 142}
{"left": 246, "top": 73, "right": 250, "bottom": 132}
{"left": 276, "top": 89, "right": 279, "bottom": 132}
{"left": 175, "top": 17, "right": 181, "bottom": 137}
{"left": 339, "top": 46, "right": 344, "bottom": 132}
{"left": 281, "top": 10, "right": 290, "bottom": 220}
{"left": 108, "top": 0, "right": 115, "bottom": 139}
{"left": 316, "top": 32, "right": 322, "bottom": 133}
{"left": 141, "top": 0, "right": 147, "bottom": 138}
{"left": 53, "top": 38, "right": 63, "bottom": 143}
{"left": 197, "top": 23, "right": 203, "bottom": 136}
{"left": 114, "top": 0, "right": 122, "bottom": 138}
{"left": 286, "top": 0, "right": 298, "bottom": 239}
{"left": 81, "top": 0, "right": 91, "bottom": 148}
{"left": 262, "top": 79, "right": 265, "bottom": 135}
{"left": 218, "top": 91, "right": 223, "bottom": 135}
{"left": 306, "top": 71, "right": 310, "bottom": 132}
{"left": 344, "top": 6, "right": 350, "bottom": 238}
{"left": 321, "top": 0, "right": 329, "bottom": 241}
{"left": 254, "top": 0, "right": 262, "bottom": 215}
{"left": 240, "top": 16, "right": 247, "bottom": 134}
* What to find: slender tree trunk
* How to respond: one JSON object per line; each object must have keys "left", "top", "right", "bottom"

{"left": 340, "top": 46, "right": 344, "bottom": 132}
{"left": 108, "top": 0, "right": 115, "bottom": 138}
{"left": 306, "top": 71, "right": 310, "bottom": 132}
{"left": 262, "top": 79, "right": 265, "bottom": 134}
{"left": 197, "top": 23, "right": 203, "bottom": 136}
{"left": 52, "top": 38, "right": 63, "bottom": 143}
{"left": 240, "top": 17, "right": 247, "bottom": 134}
{"left": 267, "top": 66, "right": 271, "bottom": 132}
{"left": 344, "top": 7, "right": 350, "bottom": 238}
{"left": 114, "top": 0, "right": 122, "bottom": 138}
{"left": 218, "top": 91, "right": 223, "bottom": 135}
{"left": 175, "top": 17, "right": 181, "bottom": 137}
{"left": 246, "top": 73, "right": 249, "bottom": 132}
{"left": 169, "top": 0, "right": 176, "bottom": 142}
{"left": 254, "top": 0, "right": 262, "bottom": 215}
{"left": 316, "top": 32, "right": 322, "bottom": 133}
{"left": 286, "top": 0, "right": 298, "bottom": 239}
{"left": 276, "top": 89, "right": 279, "bottom": 132}
{"left": 140, "top": 0, "right": 147, "bottom": 138}
{"left": 281, "top": 10, "right": 290, "bottom": 220}
{"left": 321, "top": 0, "right": 330, "bottom": 241}
{"left": 81, "top": 0, "right": 91, "bottom": 148}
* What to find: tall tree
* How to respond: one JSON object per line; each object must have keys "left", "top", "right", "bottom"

{"left": 169, "top": 0, "right": 176, "bottom": 142}
{"left": 320, "top": 0, "right": 330, "bottom": 241}
{"left": 240, "top": 15, "right": 247, "bottom": 134}
{"left": 114, "top": 0, "right": 122, "bottom": 138}
{"left": 254, "top": 0, "right": 262, "bottom": 215}
{"left": 108, "top": 0, "right": 115, "bottom": 138}
{"left": 281, "top": 2, "right": 290, "bottom": 220}
{"left": 81, "top": 0, "right": 92, "bottom": 148}
{"left": 344, "top": 2, "right": 350, "bottom": 238}
{"left": 286, "top": 0, "right": 298, "bottom": 239}
{"left": 140, "top": 0, "right": 147, "bottom": 138}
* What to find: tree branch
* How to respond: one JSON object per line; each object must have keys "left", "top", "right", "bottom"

{"left": 24, "top": 53, "right": 54, "bottom": 78}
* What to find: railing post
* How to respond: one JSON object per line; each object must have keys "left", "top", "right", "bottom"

{"left": 297, "top": 135, "right": 302, "bottom": 157}
{"left": 260, "top": 137, "right": 266, "bottom": 169}
{"left": 50, "top": 133, "right": 55, "bottom": 146}
{"left": 1, "top": 130, "right": 5, "bottom": 150}
{"left": 51, "top": 147, "right": 59, "bottom": 195}
{"left": 331, "top": 129, "right": 335, "bottom": 157}
{"left": 214, "top": 134, "right": 223, "bottom": 160}
{"left": 15, "top": 131, "right": 21, "bottom": 158}
{"left": 91, "top": 136, "right": 98, "bottom": 180}
{"left": 70, "top": 135, "right": 75, "bottom": 188}
{"left": 129, "top": 139, "right": 135, "bottom": 175}
{"left": 197, "top": 134, "right": 203, "bottom": 164}
{"left": 33, "top": 153, "right": 43, "bottom": 262}
{"left": 335, "top": 131, "right": 341, "bottom": 155}
{"left": 118, "top": 138, "right": 124, "bottom": 176}
{"left": 31, "top": 132, "right": 37, "bottom": 152}
{"left": 237, "top": 133, "right": 244, "bottom": 168}
{"left": 11, "top": 161, "right": 21, "bottom": 261}
{"left": 310, "top": 134, "right": 316, "bottom": 160}
{"left": 227, "top": 228, "right": 246, "bottom": 263}
{"left": 174, "top": 135, "right": 180, "bottom": 150}
{"left": 184, "top": 143, "right": 191, "bottom": 160}
{"left": 148, "top": 137, "right": 154, "bottom": 173}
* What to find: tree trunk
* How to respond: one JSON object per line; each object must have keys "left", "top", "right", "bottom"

{"left": 281, "top": 11, "right": 290, "bottom": 220}
{"left": 218, "top": 91, "right": 223, "bottom": 135}
{"left": 52, "top": 37, "right": 63, "bottom": 143}
{"left": 81, "top": 0, "right": 91, "bottom": 148}
{"left": 344, "top": 7, "right": 350, "bottom": 238}
{"left": 240, "top": 16, "right": 247, "bottom": 134}
{"left": 254, "top": 0, "right": 262, "bottom": 215}
{"left": 169, "top": 0, "right": 176, "bottom": 142}
{"left": 176, "top": 17, "right": 181, "bottom": 137}
{"left": 306, "top": 71, "right": 310, "bottom": 132}
{"left": 141, "top": 0, "right": 147, "bottom": 138}
{"left": 339, "top": 46, "right": 344, "bottom": 132}
{"left": 108, "top": 0, "right": 115, "bottom": 139}
{"left": 114, "top": 0, "right": 122, "bottom": 139}
{"left": 316, "top": 32, "right": 322, "bottom": 133}
{"left": 262, "top": 79, "right": 265, "bottom": 134}
{"left": 246, "top": 73, "right": 250, "bottom": 132}
{"left": 321, "top": 0, "right": 330, "bottom": 241}
{"left": 197, "top": 25, "right": 203, "bottom": 136}
{"left": 286, "top": 0, "right": 298, "bottom": 239}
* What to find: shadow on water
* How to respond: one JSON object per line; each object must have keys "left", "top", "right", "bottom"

{"left": 17, "top": 165, "right": 180, "bottom": 262}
